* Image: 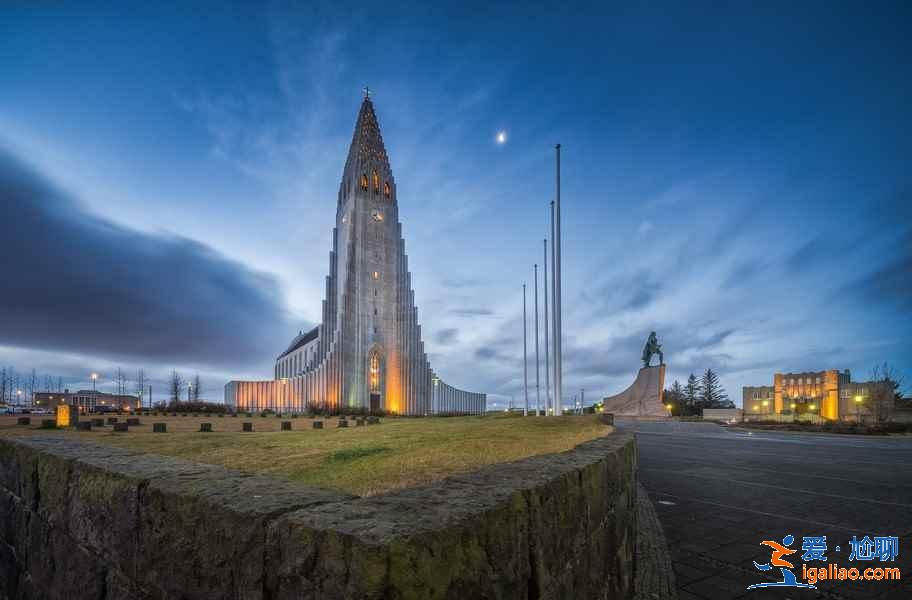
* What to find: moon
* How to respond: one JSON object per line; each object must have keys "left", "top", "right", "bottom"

{"left": 496, "top": 130, "right": 507, "bottom": 144}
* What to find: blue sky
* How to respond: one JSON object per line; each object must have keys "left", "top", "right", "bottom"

{"left": 1, "top": 1, "right": 909, "bottom": 407}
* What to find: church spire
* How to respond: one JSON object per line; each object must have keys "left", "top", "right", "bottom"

{"left": 343, "top": 91, "right": 390, "bottom": 178}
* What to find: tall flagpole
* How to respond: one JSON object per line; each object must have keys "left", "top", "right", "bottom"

{"left": 550, "top": 201, "right": 557, "bottom": 416}
{"left": 534, "top": 264, "right": 540, "bottom": 417}
{"left": 543, "top": 239, "right": 551, "bottom": 415}
{"left": 554, "top": 144, "right": 562, "bottom": 418}
{"left": 523, "top": 283, "right": 529, "bottom": 416}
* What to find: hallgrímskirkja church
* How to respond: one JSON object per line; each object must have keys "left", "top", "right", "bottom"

{"left": 225, "top": 95, "right": 486, "bottom": 416}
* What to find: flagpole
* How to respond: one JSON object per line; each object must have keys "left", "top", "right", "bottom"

{"left": 523, "top": 283, "right": 528, "bottom": 416}
{"left": 550, "top": 201, "right": 557, "bottom": 415}
{"left": 554, "top": 144, "right": 562, "bottom": 418}
{"left": 543, "top": 239, "right": 551, "bottom": 415}
{"left": 534, "top": 264, "right": 540, "bottom": 416}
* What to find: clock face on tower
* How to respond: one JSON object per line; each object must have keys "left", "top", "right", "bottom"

{"left": 371, "top": 209, "right": 384, "bottom": 222}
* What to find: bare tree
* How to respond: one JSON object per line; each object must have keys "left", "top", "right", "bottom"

{"left": 169, "top": 370, "right": 183, "bottom": 403}
{"left": 28, "top": 369, "right": 37, "bottom": 407}
{"left": 191, "top": 374, "right": 202, "bottom": 402}
{"left": 869, "top": 363, "right": 902, "bottom": 423}
{"left": 135, "top": 369, "right": 146, "bottom": 408}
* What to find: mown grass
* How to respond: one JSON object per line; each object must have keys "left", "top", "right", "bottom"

{"left": 0, "top": 413, "right": 611, "bottom": 496}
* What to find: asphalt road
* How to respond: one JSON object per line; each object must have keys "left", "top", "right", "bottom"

{"left": 615, "top": 419, "right": 912, "bottom": 600}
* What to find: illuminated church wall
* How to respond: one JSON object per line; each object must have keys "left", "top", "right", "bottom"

{"left": 225, "top": 96, "right": 485, "bottom": 416}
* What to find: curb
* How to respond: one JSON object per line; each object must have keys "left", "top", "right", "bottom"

{"left": 634, "top": 482, "right": 678, "bottom": 600}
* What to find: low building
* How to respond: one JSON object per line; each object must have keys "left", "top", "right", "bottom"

{"left": 32, "top": 390, "right": 140, "bottom": 413}
{"left": 742, "top": 370, "right": 893, "bottom": 422}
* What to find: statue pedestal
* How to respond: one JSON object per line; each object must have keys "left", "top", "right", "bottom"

{"left": 601, "top": 365, "right": 668, "bottom": 417}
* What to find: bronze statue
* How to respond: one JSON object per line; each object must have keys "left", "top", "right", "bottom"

{"left": 642, "top": 331, "right": 664, "bottom": 368}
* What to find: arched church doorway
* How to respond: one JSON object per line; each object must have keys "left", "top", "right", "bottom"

{"left": 369, "top": 348, "right": 383, "bottom": 413}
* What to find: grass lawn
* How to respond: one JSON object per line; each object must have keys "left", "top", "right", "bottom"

{"left": 0, "top": 414, "right": 611, "bottom": 496}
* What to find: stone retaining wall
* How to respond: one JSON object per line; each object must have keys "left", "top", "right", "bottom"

{"left": 0, "top": 430, "right": 637, "bottom": 599}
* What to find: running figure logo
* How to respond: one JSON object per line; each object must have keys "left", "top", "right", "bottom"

{"left": 748, "top": 534, "right": 817, "bottom": 590}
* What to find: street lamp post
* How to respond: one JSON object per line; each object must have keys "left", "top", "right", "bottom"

{"left": 91, "top": 373, "right": 98, "bottom": 413}
{"left": 854, "top": 394, "right": 863, "bottom": 424}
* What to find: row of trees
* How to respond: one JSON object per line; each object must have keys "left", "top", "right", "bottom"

{"left": 0, "top": 368, "right": 65, "bottom": 405}
{"left": 664, "top": 368, "right": 733, "bottom": 416}
{"left": 1, "top": 367, "right": 206, "bottom": 408}
{"left": 168, "top": 371, "right": 203, "bottom": 403}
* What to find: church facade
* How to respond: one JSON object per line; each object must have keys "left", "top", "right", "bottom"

{"left": 225, "top": 96, "right": 485, "bottom": 416}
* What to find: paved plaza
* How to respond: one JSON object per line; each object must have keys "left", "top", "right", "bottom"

{"left": 616, "top": 419, "right": 912, "bottom": 599}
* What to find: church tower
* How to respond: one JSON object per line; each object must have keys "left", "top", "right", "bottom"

{"left": 335, "top": 93, "right": 409, "bottom": 413}
{"left": 226, "top": 93, "right": 486, "bottom": 416}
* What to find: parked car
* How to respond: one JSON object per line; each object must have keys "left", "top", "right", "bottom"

{"left": 0, "top": 406, "right": 15, "bottom": 415}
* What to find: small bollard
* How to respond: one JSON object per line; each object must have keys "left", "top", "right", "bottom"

{"left": 92, "top": 418, "right": 105, "bottom": 427}
{"left": 126, "top": 418, "right": 140, "bottom": 426}
{"left": 337, "top": 419, "right": 349, "bottom": 428}
{"left": 281, "top": 421, "right": 292, "bottom": 431}
{"left": 113, "top": 423, "right": 129, "bottom": 432}
{"left": 242, "top": 422, "right": 253, "bottom": 432}
{"left": 17, "top": 417, "right": 30, "bottom": 425}
{"left": 107, "top": 417, "right": 118, "bottom": 425}
{"left": 312, "top": 421, "right": 324, "bottom": 429}
{"left": 76, "top": 421, "right": 92, "bottom": 431}
{"left": 199, "top": 423, "right": 212, "bottom": 432}
{"left": 153, "top": 423, "right": 167, "bottom": 433}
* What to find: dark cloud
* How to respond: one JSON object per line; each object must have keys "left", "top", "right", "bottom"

{"left": 434, "top": 328, "right": 458, "bottom": 345}
{"left": 841, "top": 230, "right": 912, "bottom": 311}
{"left": 449, "top": 307, "right": 494, "bottom": 317}
{"left": 440, "top": 277, "right": 485, "bottom": 289}
{"left": 581, "top": 269, "right": 663, "bottom": 316}
{"left": 0, "top": 147, "right": 290, "bottom": 369}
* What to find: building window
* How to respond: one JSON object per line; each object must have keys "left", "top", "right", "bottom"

{"left": 369, "top": 350, "right": 380, "bottom": 392}
{"left": 384, "top": 181, "right": 391, "bottom": 197}
{"left": 360, "top": 174, "right": 369, "bottom": 190}
{"left": 372, "top": 170, "right": 380, "bottom": 192}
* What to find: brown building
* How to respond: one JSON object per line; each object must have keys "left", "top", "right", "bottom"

{"left": 32, "top": 390, "right": 140, "bottom": 413}
{"left": 742, "top": 369, "right": 892, "bottom": 421}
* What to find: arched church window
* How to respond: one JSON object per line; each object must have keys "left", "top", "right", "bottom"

{"left": 384, "top": 181, "right": 391, "bottom": 198}
{"left": 360, "top": 174, "right": 369, "bottom": 190}
{"left": 369, "top": 350, "right": 381, "bottom": 392}
{"left": 372, "top": 170, "right": 380, "bottom": 192}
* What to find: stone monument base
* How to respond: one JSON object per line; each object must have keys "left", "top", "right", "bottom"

{"left": 601, "top": 365, "right": 667, "bottom": 417}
